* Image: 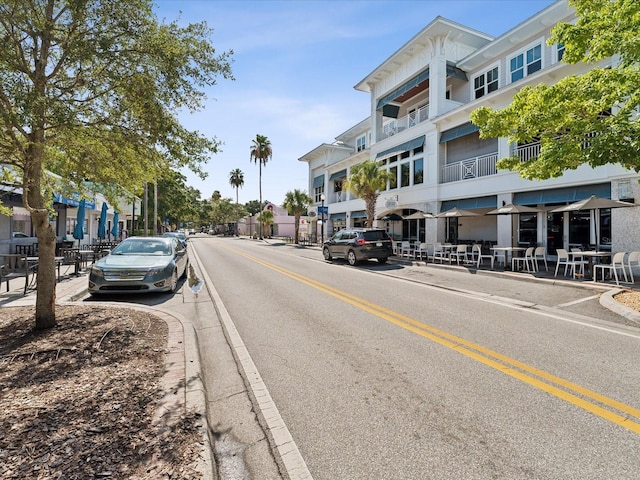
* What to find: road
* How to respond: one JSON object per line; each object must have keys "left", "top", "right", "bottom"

{"left": 189, "top": 236, "right": 640, "bottom": 480}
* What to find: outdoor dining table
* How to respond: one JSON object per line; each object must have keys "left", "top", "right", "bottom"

{"left": 573, "top": 251, "right": 613, "bottom": 280}
{"left": 490, "top": 246, "right": 526, "bottom": 270}
{"left": 27, "top": 256, "right": 66, "bottom": 282}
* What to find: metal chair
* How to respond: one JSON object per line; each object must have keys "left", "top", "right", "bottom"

{"left": 593, "top": 251, "right": 628, "bottom": 285}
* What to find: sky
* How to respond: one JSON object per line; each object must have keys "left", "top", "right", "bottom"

{"left": 154, "top": 0, "right": 555, "bottom": 205}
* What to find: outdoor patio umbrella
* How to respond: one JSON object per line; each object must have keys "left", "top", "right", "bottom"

{"left": 436, "top": 207, "right": 480, "bottom": 244}
{"left": 72, "top": 199, "right": 86, "bottom": 247}
{"left": 550, "top": 195, "right": 636, "bottom": 249}
{"left": 435, "top": 207, "right": 480, "bottom": 218}
{"left": 486, "top": 203, "right": 540, "bottom": 215}
{"left": 403, "top": 211, "right": 434, "bottom": 243}
{"left": 111, "top": 212, "right": 119, "bottom": 239}
{"left": 97, "top": 202, "right": 108, "bottom": 240}
{"left": 376, "top": 208, "right": 403, "bottom": 220}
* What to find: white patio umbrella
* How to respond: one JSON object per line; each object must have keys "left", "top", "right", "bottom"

{"left": 436, "top": 208, "right": 480, "bottom": 243}
{"left": 435, "top": 207, "right": 480, "bottom": 218}
{"left": 403, "top": 211, "right": 434, "bottom": 242}
{"left": 486, "top": 203, "right": 541, "bottom": 215}
{"left": 550, "top": 195, "right": 636, "bottom": 249}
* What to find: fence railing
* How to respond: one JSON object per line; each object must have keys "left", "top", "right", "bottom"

{"left": 440, "top": 153, "right": 499, "bottom": 184}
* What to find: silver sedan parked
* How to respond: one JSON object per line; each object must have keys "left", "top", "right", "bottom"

{"left": 88, "top": 236, "right": 188, "bottom": 295}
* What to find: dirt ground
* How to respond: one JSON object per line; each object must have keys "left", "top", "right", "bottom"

{"left": 0, "top": 305, "right": 204, "bottom": 480}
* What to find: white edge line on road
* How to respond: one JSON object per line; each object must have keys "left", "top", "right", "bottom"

{"left": 190, "top": 245, "right": 313, "bottom": 480}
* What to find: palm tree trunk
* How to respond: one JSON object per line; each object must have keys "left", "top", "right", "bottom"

{"left": 259, "top": 162, "right": 263, "bottom": 238}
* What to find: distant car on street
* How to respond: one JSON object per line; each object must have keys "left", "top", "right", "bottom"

{"left": 163, "top": 231, "right": 188, "bottom": 247}
{"left": 88, "top": 236, "right": 188, "bottom": 295}
{"left": 322, "top": 228, "right": 393, "bottom": 266}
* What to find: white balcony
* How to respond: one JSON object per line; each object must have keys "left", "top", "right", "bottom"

{"left": 331, "top": 190, "right": 347, "bottom": 203}
{"left": 377, "top": 104, "right": 429, "bottom": 140}
{"left": 440, "top": 153, "right": 499, "bottom": 184}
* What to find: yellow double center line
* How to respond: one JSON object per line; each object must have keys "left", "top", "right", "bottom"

{"left": 230, "top": 246, "right": 640, "bottom": 434}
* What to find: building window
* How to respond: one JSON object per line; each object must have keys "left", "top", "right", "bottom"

{"left": 557, "top": 43, "right": 565, "bottom": 62}
{"left": 389, "top": 165, "right": 397, "bottom": 189}
{"left": 473, "top": 66, "right": 498, "bottom": 99}
{"left": 518, "top": 213, "right": 537, "bottom": 245}
{"left": 356, "top": 135, "right": 366, "bottom": 152}
{"left": 510, "top": 43, "right": 542, "bottom": 83}
{"left": 314, "top": 185, "right": 324, "bottom": 203}
{"left": 388, "top": 155, "right": 397, "bottom": 163}
{"left": 400, "top": 151, "right": 410, "bottom": 160}
{"left": 413, "top": 145, "right": 423, "bottom": 155}
{"left": 400, "top": 163, "right": 410, "bottom": 187}
{"left": 413, "top": 158, "right": 423, "bottom": 185}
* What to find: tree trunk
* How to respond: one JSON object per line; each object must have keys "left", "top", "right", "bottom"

{"left": 258, "top": 162, "right": 263, "bottom": 239}
{"left": 33, "top": 211, "right": 57, "bottom": 330}
{"left": 294, "top": 214, "right": 300, "bottom": 244}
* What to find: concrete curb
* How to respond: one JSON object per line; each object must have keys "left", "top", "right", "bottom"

{"left": 599, "top": 288, "right": 640, "bottom": 326}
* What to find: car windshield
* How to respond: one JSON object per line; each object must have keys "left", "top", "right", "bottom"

{"left": 111, "top": 240, "right": 172, "bottom": 256}
{"left": 362, "top": 231, "right": 389, "bottom": 241}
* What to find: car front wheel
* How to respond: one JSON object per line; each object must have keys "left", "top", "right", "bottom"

{"left": 347, "top": 250, "right": 358, "bottom": 266}
{"left": 378, "top": 257, "right": 388, "bottom": 264}
{"left": 323, "top": 247, "right": 333, "bottom": 261}
{"left": 168, "top": 269, "right": 178, "bottom": 293}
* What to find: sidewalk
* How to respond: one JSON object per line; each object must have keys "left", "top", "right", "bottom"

{"left": 0, "top": 265, "right": 215, "bottom": 479}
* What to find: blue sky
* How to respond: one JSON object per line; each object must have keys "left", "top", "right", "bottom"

{"left": 154, "top": 0, "right": 555, "bottom": 205}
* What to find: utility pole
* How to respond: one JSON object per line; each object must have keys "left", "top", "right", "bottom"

{"left": 153, "top": 180, "right": 158, "bottom": 235}
{"left": 143, "top": 183, "right": 148, "bottom": 236}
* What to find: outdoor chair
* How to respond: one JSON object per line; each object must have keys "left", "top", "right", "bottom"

{"left": 593, "top": 251, "right": 628, "bottom": 286}
{"left": 431, "top": 242, "right": 445, "bottom": 263}
{"left": 533, "top": 246, "right": 548, "bottom": 271}
{"left": 450, "top": 244, "right": 469, "bottom": 265}
{"left": 414, "top": 242, "right": 429, "bottom": 261}
{"left": 399, "top": 241, "right": 412, "bottom": 258}
{"left": 512, "top": 247, "right": 536, "bottom": 272}
{"left": 554, "top": 249, "right": 582, "bottom": 279}
{"left": 472, "top": 244, "right": 494, "bottom": 270}
{"left": 626, "top": 251, "right": 640, "bottom": 283}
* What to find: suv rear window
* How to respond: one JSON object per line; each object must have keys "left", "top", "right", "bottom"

{"left": 362, "top": 230, "right": 389, "bottom": 241}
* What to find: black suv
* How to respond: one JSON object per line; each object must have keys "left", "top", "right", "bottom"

{"left": 322, "top": 228, "right": 393, "bottom": 266}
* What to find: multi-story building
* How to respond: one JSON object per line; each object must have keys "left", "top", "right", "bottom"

{"left": 299, "top": 0, "right": 640, "bottom": 255}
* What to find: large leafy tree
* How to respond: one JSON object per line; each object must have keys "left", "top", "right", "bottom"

{"left": 154, "top": 170, "right": 200, "bottom": 231}
{"left": 249, "top": 134, "right": 272, "bottom": 238}
{"left": 470, "top": 0, "right": 640, "bottom": 180}
{"left": 229, "top": 168, "right": 244, "bottom": 204}
{"left": 283, "top": 189, "right": 312, "bottom": 244}
{"left": 0, "top": 0, "right": 233, "bottom": 329}
{"left": 342, "top": 160, "right": 394, "bottom": 228}
{"left": 244, "top": 199, "right": 265, "bottom": 216}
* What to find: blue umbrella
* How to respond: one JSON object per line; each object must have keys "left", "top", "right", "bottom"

{"left": 97, "top": 202, "right": 108, "bottom": 239}
{"left": 72, "top": 199, "right": 86, "bottom": 245}
{"left": 111, "top": 212, "right": 119, "bottom": 238}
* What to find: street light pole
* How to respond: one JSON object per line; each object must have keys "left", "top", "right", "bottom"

{"left": 320, "top": 193, "right": 325, "bottom": 244}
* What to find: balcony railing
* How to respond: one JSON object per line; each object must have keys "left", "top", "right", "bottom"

{"left": 331, "top": 190, "right": 347, "bottom": 203}
{"left": 515, "top": 142, "right": 540, "bottom": 162}
{"left": 377, "top": 104, "right": 429, "bottom": 140}
{"left": 440, "top": 153, "right": 499, "bottom": 184}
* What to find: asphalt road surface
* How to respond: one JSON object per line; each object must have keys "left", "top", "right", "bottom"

{"left": 189, "top": 236, "right": 640, "bottom": 480}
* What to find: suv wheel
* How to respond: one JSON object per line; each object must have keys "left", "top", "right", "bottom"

{"left": 378, "top": 257, "right": 388, "bottom": 264}
{"left": 323, "top": 247, "right": 333, "bottom": 261}
{"left": 347, "top": 250, "right": 358, "bottom": 266}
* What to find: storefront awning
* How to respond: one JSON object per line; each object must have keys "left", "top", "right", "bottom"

{"left": 313, "top": 175, "right": 325, "bottom": 188}
{"left": 376, "top": 68, "right": 430, "bottom": 110}
{"left": 330, "top": 212, "right": 346, "bottom": 220}
{"left": 329, "top": 169, "right": 347, "bottom": 181}
{"left": 351, "top": 210, "right": 367, "bottom": 218}
{"left": 514, "top": 184, "right": 610, "bottom": 205}
{"left": 440, "top": 122, "right": 480, "bottom": 143}
{"left": 376, "top": 136, "right": 425, "bottom": 159}
{"left": 441, "top": 195, "right": 497, "bottom": 211}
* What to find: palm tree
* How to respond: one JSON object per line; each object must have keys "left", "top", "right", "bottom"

{"left": 257, "top": 209, "right": 274, "bottom": 238}
{"left": 283, "top": 189, "right": 312, "bottom": 244}
{"left": 229, "top": 168, "right": 244, "bottom": 204}
{"left": 249, "top": 134, "right": 272, "bottom": 238}
{"left": 342, "top": 160, "right": 394, "bottom": 229}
